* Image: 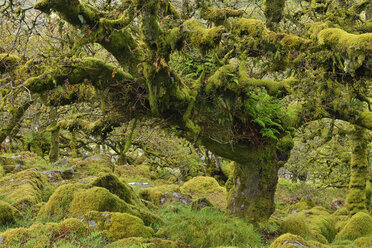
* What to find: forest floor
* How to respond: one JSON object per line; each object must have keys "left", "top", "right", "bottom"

{"left": 0, "top": 152, "right": 371, "bottom": 248}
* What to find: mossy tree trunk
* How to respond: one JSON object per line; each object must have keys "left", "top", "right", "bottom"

{"left": 346, "top": 126, "right": 368, "bottom": 215}
{"left": 117, "top": 118, "right": 137, "bottom": 165}
{"left": 226, "top": 145, "right": 278, "bottom": 223}
{"left": 70, "top": 129, "right": 78, "bottom": 158}
{"left": 49, "top": 106, "right": 59, "bottom": 162}
{"left": 202, "top": 139, "right": 281, "bottom": 222}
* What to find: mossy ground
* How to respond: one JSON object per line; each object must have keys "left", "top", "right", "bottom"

{"left": 0, "top": 152, "right": 369, "bottom": 248}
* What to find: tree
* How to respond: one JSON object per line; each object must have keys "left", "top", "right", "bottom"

{"left": 0, "top": 0, "right": 371, "bottom": 222}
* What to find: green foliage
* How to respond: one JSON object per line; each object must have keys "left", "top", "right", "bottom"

{"left": 245, "top": 90, "right": 283, "bottom": 140}
{"left": 158, "top": 203, "right": 262, "bottom": 248}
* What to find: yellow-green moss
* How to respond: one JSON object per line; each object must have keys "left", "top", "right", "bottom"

{"left": 317, "top": 28, "right": 372, "bottom": 57}
{"left": 104, "top": 237, "right": 187, "bottom": 248}
{"left": 232, "top": 18, "right": 267, "bottom": 37}
{"left": 183, "top": 19, "right": 225, "bottom": 54}
{"left": 73, "top": 154, "right": 114, "bottom": 177}
{"left": 336, "top": 212, "right": 372, "bottom": 241}
{"left": 280, "top": 213, "right": 309, "bottom": 237}
{"left": 90, "top": 173, "right": 144, "bottom": 207}
{"left": 200, "top": 7, "right": 243, "bottom": 26}
{"left": 181, "top": 176, "right": 227, "bottom": 210}
{"left": 353, "top": 233, "right": 372, "bottom": 248}
{"left": 0, "top": 168, "right": 50, "bottom": 211}
{"left": 181, "top": 176, "right": 225, "bottom": 194}
{"left": 0, "top": 200, "right": 21, "bottom": 225}
{"left": 191, "top": 197, "right": 213, "bottom": 211}
{"left": 0, "top": 218, "right": 87, "bottom": 247}
{"left": 268, "top": 233, "right": 310, "bottom": 248}
{"left": 0, "top": 53, "right": 20, "bottom": 72}
{"left": 280, "top": 206, "right": 336, "bottom": 244}
{"left": 83, "top": 211, "right": 153, "bottom": 241}
{"left": 38, "top": 178, "right": 161, "bottom": 226}
{"left": 264, "top": 0, "right": 285, "bottom": 24}
{"left": 139, "top": 188, "right": 164, "bottom": 205}
{"left": 285, "top": 198, "right": 315, "bottom": 213}
{"left": 37, "top": 183, "right": 89, "bottom": 221}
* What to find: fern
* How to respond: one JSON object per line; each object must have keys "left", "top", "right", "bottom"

{"left": 245, "top": 90, "right": 283, "bottom": 140}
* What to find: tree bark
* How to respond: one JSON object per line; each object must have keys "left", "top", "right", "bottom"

{"left": 226, "top": 145, "right": 278, "bottom": 222}
{"left": 346, "top": 126, "right": 368, "bottom": 215}
{"left": 49, "top": 106, "right": 59, "bottom": 162}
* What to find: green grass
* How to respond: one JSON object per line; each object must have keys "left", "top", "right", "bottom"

{"left": 157, "top": 202, "right": 262, "bottom": 248}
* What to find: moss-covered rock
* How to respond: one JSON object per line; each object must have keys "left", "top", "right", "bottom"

{"left": 104, "top": 237, "right": 188, "bottom": 248}
{"left": 83, "top": 211, "right": 153, "bottom": 241}
{"left": 0, "top": 168, "right": 51, "bottom": 211}
{"left": 0, "top": 200, "right": 22, "bottom": 225}
{"left": 0, "top": 218, "right": 88, "bottom": 247}
{"left": 180, "top": 176, "right": 227, "bottom": 209}
{"left": 90, "top": 173, "right": 144, "bottom": 206}
{"left": 353, "top": 233, "right": 372, "bottom": 248}
{"left": 268, "top": 233, "right": 310, "bottom": 248}
{"left": 191, "top": 197, "right": 214, "bottom": 211}
{"left": 335, "top": 212, "right": 372, "bottom": 241}
{"left": 285, "top": 197, "right": 315, "bottom": 213}
{"left": 73, "top": 154, "right": 114, "bottom": 177}
{"left": 37, "top": 174, "right": 161, "bottom": 226}
{"left": 37, "top": 183, "right": 89, "bottom": 221}
{"left": 280, "top": 206, "right": 336, "bottom": 244}
{"left": 139, "top": 187, "right": 165, "bottom": 205}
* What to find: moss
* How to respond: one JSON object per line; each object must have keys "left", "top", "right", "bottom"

{"left": 191, "top": 197, "right": 213, "bottom": 211}
{"left": 0, "top": 218, "right": 88, "bottom": 247}
{"left": 353, "top": 233, "right": 372, "bottom": 248}
{"left": 0, "top": 168, "right": 50, "bottom": 211}
{"left": 279, "top": 34, "right": 313, "bottom": 50}
{"left": 280, "top": 207, "right": 336, "bottom": 244}
{"left": 183, "top": 19, "right": 225, "bottom": 54}
{"left": 73, "top": 154, "right": 114, "bottom": 177}
{"left": 206, "top": 64, "right": 236, "bottom": 93}
{"left": 181, "top": 176, "right": 227, "bottom": 210}
{"left": 200, "top": 7, "right": 243, "bottom": 26}
{"left": 0, "top": 53, "right": 20, "bottom": 72}
{"left": 104, "top": 237, "right": 187, "bottom": 248}
{"left": 90, "top": 173, "right": 144, "bottom": 207}
{"left": 181, "top": 176, "right": 225, "bottom": 194}
{"left": 285, "top": 198, "right": 315, "bottom": 213}
{"left": 232, "top": 18, "right": 267, "bottom": 37}
{"left": 317, "top": 28, "right": 372, "bottom": 72}
{"left": 264, "top": 0, "right": 285, "bottom": 24}
{"left": 239, "top": 61, "right": 286, "bottom": 95}
{"left": 139, "top": 188, "right": 164, "bottom": 205}
{"left": 280, "top": 213, "right": 309, "bottom": 237}
{"left": 346, "top": 127, "right": 368, "bottom": 215}
{"left": 37, "top": 183, "right": 89, "bottom": 221}
{"left": 83, "top": 211, "right": 153, "bottom": 241}
{"left": 0, "top": 200, "right": 21, "bottom": 225}
{"left": 69, "top": 187, "right": 136, "bottom": 216}
{"left": 268, "top": 233, "right": 310, "bottom": 248}
{"left": 336, "top": 212, "right": 372, "bottom": 241}
{"left": 38, "top": 180, "right": 161, "bottom": 226}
